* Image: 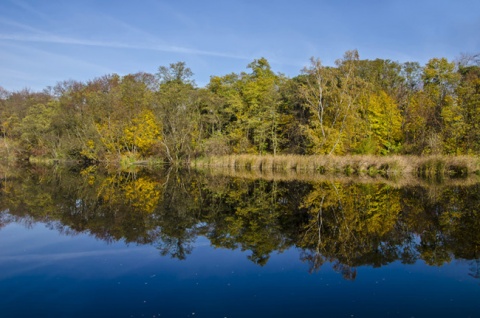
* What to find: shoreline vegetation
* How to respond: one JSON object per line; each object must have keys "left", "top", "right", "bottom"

{"left": 1, "top": 154, "right": 479, "bottom": 187}
{"left": 192, "top": 154, "right": 480, "bottom": 181}
{"left": 1, "top": 51, "right": 479, "bottom": 174}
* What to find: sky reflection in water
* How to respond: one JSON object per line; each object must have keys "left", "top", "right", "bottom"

{"left": 0, "top": 167, "right": 479, "bottom": 317}
{"left": 0, "top": 222, "right": 479, "bottom": 318}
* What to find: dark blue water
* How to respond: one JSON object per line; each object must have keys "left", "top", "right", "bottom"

{"left": 1, "top": 222, "right": 479, "bottom": 318}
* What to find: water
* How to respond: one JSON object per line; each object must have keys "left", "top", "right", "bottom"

{"left": 0, "top": 165, "right": 479, "bottom": 317}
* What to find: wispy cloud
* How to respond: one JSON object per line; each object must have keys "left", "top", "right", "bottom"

{"left": 0, "top": 17, "right": 48, "bottom": 34}
{"left": 7, "top": 0, "right": 53, "bottom": 24}
{"left": 0, "top": 40, "right": 115, "bottom": 90}
{"left": 147, "top": 0, "right": 198, "bottom": 29}
{"left": 0, "top": 40, "right": 112, "bottom": 71}
{"left": 0, "top": 32, "right": 252, "bottom": 60}
{"left": 1, "top": 1, "right": 252, "bottom": 62}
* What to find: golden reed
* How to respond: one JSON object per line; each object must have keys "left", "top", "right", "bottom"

{"left": 192, "top": 154, "right": 480, "bottom": 180}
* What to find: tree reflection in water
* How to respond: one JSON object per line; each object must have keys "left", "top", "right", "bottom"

{"left": 0, "top": 164, "right": 479, "bottom": 280}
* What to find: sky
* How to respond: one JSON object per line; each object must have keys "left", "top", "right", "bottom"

{"left": 1, "top": 0, "right": 479, "bottom": 92}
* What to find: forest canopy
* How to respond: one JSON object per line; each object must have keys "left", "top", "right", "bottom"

{"left": 1, "top": 51, "right": 479, "bottom": 164}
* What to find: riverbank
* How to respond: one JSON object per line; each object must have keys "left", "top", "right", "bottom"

{"left": 4, "top": 151, "right": 480, "bottom": 181}
{"left": 192, "top": 154, "right": 480, "bottom": 180}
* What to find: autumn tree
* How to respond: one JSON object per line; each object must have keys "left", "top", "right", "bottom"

{"left": 0, "top": 89, "right": 51, "bottom": 143}
{"left": 2, "top": 51, "right": 480, "bottom": 159}
{"left": 240, "top": 58, "right": 285, "bottom": 155}
{"left": 448, "top": 63, "right": 480, "bottom": 154}
{"left": 355, "top": 91, "right": 403, "bottom": 154}
{"left": 207, "top": 58, "right": 286, "bottom": 155}
{"left": 356, "top": 59, "right": 405, "bottom": 99}
{"left": 300, "top": 50, "right": 367, "bottom": 154}
{"left": 155, "top": 62, "right": 200, "bottom": 164}
{"left": 422, "top": 58, "right": 460, "bottom": 154}
{"left": 207, "top": 73, "right": 247, "bottom": 152}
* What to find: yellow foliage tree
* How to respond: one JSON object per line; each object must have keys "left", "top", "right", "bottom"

{"left": 356, "top": 91, "right": 403, "bottom": 154}
{"left": 123, "top": 109, "right": 162, "bottom": 156}
{"left": 300, "top": 51, "right": 366, "bottom": 155}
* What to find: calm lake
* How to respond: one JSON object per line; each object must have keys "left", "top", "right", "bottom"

{"left": 0, "top": 165, "right": 479, "bottom": 317}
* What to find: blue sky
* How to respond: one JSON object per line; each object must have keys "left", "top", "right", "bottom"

{"left": 1, "top": 0, "right": 479, "bottom": 91}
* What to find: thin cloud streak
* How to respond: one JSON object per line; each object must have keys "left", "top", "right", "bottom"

{"left": 0, "top": 17, "right": 48, "bottom": 34}
{"left": 7, "top": 0, "right": 53, "bottom": 24}
{"left": 0, "top": 32, "right": 252, "bottom": 61}
{"left": 0, "top": 41, "right": 114, "bottom": 72}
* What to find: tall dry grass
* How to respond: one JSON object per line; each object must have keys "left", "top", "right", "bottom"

{"left": 193, "top": 154, "right": 480, "bottom": 180}
{"left": 196, "top": 166, "right": 480, "bottom": 189}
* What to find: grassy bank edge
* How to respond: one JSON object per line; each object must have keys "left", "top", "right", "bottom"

{"left": 192, "top": 154, "right": 480, "bottom": 180}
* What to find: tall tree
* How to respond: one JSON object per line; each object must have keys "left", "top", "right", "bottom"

{"left": 422, "top": 58, "right": 460, "bottom": 153}
{"left": 300, "top": 50, "right": 367, "bottom": 154}
{"left": 208, "top": 58, "right": 285, "bottom": 155}
{"left": 155, "top": 62, "right": 200, "bottom": 164}
{"left": 241, "top": 58, "right": 285, "bottom": 155}
{"left": 449, "top": 64, "right": 480, "bottom": 154}
{"left": 355, "top": 91, "right": 403, "bottom": 154}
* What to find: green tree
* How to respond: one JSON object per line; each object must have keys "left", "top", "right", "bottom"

{"left": 208, "top": 73, "right": 249, "bottom": 153}
{"left": 208, "top": 58, "right": 286, "bottom": 155}
{"left": 422, "top": 58, "right": 460, "bottom": 154}
{"left": 157, "top": 61, "right": 194, "bottom": 85}
{"left": 241, "top": 58, "right": 285, "bottom": 155}
{"left": 155, "top": 62, "right": 200, "bottom": 164}
{"left": 356, "top": 59, "right": 404, "bottom": 98}
{"left": 449, "top": 64, "right": 480, "bottom": 154}
{"left": 355, "top": 91, "right": 403, "bottom": 154}
{"left": 300, "top": 51, "right": 367, "bottom": 154}
{"left": 19, "top": 101, "right": 61, "bottom": 157}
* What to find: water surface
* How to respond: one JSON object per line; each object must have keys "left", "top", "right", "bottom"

{"left": 0, "top": 165, "right": 479, "bottom": 317}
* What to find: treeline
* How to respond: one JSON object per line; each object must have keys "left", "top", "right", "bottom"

{"left": 0, "top": 50, "right": 479, "bottom": 164}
